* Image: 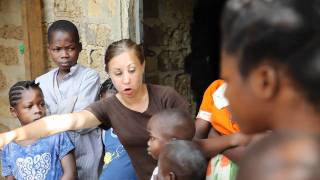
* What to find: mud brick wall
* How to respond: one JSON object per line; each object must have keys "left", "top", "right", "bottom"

{"left": 143, "top": 0, "right": 196, "bottom": 114}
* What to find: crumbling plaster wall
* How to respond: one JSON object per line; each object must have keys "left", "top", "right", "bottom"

{"left": 143, "top": 0, "right": 196, "bottom": 113}
{"left": 0, "top": 0, "right": 24, "bottom": 132}
{"left": 0, "top": 0, "right": 23, "bottom": 178}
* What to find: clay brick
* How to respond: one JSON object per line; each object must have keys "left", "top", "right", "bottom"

{"left": 96, "top": 25, "right": 111, "bottom": 47}
{"left": 89, "top": 49, "right": 104, "bottom": 69}
{"left": 0, "top": 70, "right": 7, "bottom": 90}
{"left": 54, "top": 0, "right": 82, "bottom": 18}
{"left": 88, "top": 0, "right": 102, "bottom": 17}
{"left": 0, "top": 25, "right": 23, "bottom": 40}
{"left": 0, "top": 45, "right": 19, "bottom": 65}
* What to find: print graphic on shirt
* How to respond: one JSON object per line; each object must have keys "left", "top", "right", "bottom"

{"left": 212, "top": 83, "right": 229, "bottom": 110}
{"left": 104, "top": 129, "right": 125, "bottom": 165}
{"left": 16, "top": 153, "right": 51, "bottom": 180}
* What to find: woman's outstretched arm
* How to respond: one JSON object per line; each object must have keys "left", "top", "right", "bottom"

{"left": 0, "top": 110, "right": 101, "bottom": 148}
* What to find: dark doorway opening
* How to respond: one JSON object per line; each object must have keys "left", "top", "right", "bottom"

{"left": 185, "top": 0, "right": 226, "bottom": 111}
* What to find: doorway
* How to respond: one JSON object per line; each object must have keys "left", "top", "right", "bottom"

{"left": 142, "top": 0, "right": 226, "bottom": 113}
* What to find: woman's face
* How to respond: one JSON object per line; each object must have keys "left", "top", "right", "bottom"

{"left": 220, "top": 51, "right": 270, "bottom": 134}
{"left": 107, "top": 50, "right": 145, "bottom": 99}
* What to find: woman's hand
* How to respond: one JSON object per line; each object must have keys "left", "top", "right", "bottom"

{"left": 0, "top": 131, "right": 16, "bottom": 149}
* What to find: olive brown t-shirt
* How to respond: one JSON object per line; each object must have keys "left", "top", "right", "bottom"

{"left": 86, "top": 84, "right": 189, "bottom": 180}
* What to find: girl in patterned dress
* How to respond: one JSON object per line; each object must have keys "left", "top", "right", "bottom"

{"left": 1, "top": 81, "right": 76, "bottom": 180}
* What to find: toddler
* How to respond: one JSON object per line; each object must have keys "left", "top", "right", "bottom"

{"left": 157, "top": 140, "right": 207, "bottom": 180}
{"left": 147, "top": 109, "right": 195, "bottom": 179}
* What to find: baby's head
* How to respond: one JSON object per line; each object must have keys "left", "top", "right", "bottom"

{"left": 147, "top": 109, "right": 195, "bottom": 160}
{"left": 99, "top": 78, "right": 117, "bottom": 100}
{"left": 47, "top": 20, "right": 82, "bottom": 73}
{"left": 157, "top": 140, "right": 207, "bottom": 180}
{"left": 237, "top": 132, "right": 320, "bottom": 180}
{"left": 9, "top": 80, "right": 46, "bottom": 126}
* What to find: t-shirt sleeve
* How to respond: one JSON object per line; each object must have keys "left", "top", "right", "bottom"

{"left": 196, "top": 80, "right": 225, "bottom": 122}
{"left": 85, "top": 99, "right": 111, "bottom": 129}
{"left": 162, "top": 86, "right": 189, "bottom": 110}
{"left": 57, "top": 132, "right": 75, "bottom": 160}
{"left": 1, "top": 145, "right": 13, "bottom": 177}
{"left": 196, "top": 83, "right": 214, "bottom": 122}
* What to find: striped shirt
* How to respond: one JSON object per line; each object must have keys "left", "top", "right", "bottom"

{"left": 36, "top": 64, "right": 103, "bottom": 180}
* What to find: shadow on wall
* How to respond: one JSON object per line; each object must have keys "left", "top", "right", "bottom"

{"left": 185, "top": 0, "right": 226, "bottom": 111}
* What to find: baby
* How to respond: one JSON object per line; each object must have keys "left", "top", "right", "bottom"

{"left": 147, "top": 109, "right": 195, "bottom": 179}
{"left": 157, "top": 140, "right": 207, "bottom": 180}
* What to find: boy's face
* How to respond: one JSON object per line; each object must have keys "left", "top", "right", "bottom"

{"left": 147, "top": 118, "right": 170, "bottom": 160}
{"left": 48, "top": 31, "right": 81, "bottom": 73}
{"left": 10, "top": 88, "right": 46, "bottom": 126}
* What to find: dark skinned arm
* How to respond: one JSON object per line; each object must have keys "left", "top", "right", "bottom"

{"left": 221, "top": 144, "right": 247, "bottom": 163}
{"left": 194, "top": 118, "right": 212, "bottom": 139}
{"left": 195, "top": 130, "right": 251, "bottom": 159}
{"left": 207, "top": 128, "right": 247, "bottom": 163}
{"left": 194, "top": 118, "right": 251, "bottom": 159}
{"left": 61, "top": 150, "right": 77, "bottom": 180}
{"left": 222, "top": 131, "right": 270, "bottom": 163}
{"left": 5, "top": 176, "right": 15, "bottom": 180}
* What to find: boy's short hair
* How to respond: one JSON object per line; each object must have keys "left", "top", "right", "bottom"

{"left": 158, "top": 140, "right": 207, "bottom": 180}
{"left": 48, "top": 20, "right": 80, "bottom": 43}
{"left": 150, "top": 109, "right": 195, "bottom": 140}
{"left": 238, "top": 132, "right": 320, "bottom": 180}
{"left": 9, "top": 80, "right": 41, "bottom": 107}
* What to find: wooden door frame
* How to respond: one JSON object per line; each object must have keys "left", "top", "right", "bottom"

{"left": 22, "top": 0, "right": 46, "bottom": 80}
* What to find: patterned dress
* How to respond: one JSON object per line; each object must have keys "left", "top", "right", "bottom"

{"left": 1, "top": 132, "right": 74, "bottom": 180}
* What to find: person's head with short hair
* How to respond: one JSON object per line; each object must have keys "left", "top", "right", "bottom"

{"left": 9, "top": 80, "right": 46, "bottom": 126}
{"left": 220, "top": 0, "right": 320, "bottom": 134}
{"left": 156, "top": 140, "right": 207, "bottom": 180}
{"left": 237, "top": 132, "right": 320, "bottom": 180}
{"left": 99, "top": 78, "right": 117, "bottom": 100}
{"left": 47, "top": 20, "right": 82, "bottom": 75}
{"left": 147, "top": 109, "right": 195, "bottom": 160}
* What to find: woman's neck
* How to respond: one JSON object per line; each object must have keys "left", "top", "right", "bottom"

{"left": 116, "top": 84, "right": 149, "bottom": 112}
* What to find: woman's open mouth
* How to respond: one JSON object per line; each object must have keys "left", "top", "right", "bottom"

{"left": 123, "top": 88, "right": 133, "bottom": 96}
